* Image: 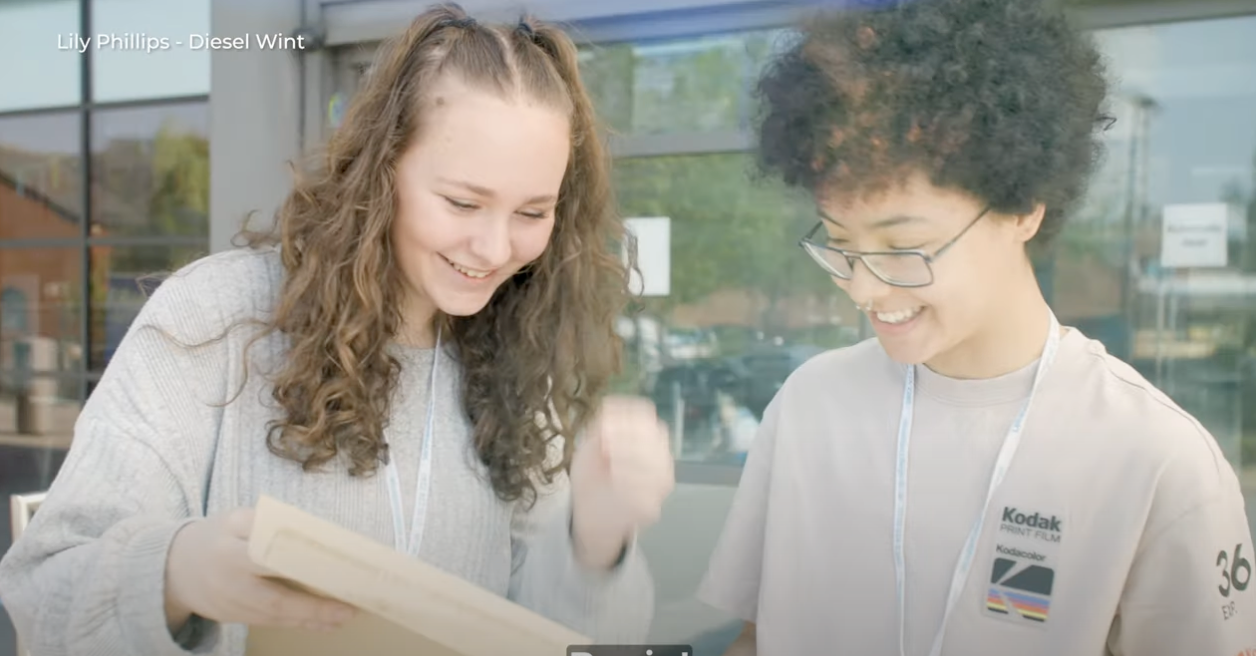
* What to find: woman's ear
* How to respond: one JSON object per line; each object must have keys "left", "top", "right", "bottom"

{"left": 1013, "top": 203, "right": 1048, "bottom": 244}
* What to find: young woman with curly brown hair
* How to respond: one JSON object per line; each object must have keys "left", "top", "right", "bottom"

{"left": 699, "top": 0, "right": 1256, "bottom": 654}
{"left": 0, "top": 5, "right": 674, "bottom": 655}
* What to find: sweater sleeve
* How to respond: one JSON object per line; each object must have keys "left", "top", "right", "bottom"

{"left": 506, "top": 432, "right": 655, "bottom": 644}
{"left": 0, "top": 254, "right": 254, "bottom": 656}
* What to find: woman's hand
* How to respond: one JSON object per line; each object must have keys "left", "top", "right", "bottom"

{"left": 569, "top": 396, "right": 676, "bottom": 569}
{"left": 164, "top": 508, "right": 357, "bottom": 634}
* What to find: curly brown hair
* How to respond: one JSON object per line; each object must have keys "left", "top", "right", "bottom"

{"left": 756, "top": 0, "right": 1112, "bottom": 250}
{"left": 241, "top": 3, "right": 629, "bottom": 505}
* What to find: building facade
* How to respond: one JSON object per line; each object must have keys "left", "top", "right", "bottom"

{"left": 2, "top": 0, "right": 1256, "bottom": 652}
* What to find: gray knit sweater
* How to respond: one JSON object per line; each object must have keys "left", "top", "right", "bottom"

{"left": 0, "top": 247, "right": 654, "bottom": 656}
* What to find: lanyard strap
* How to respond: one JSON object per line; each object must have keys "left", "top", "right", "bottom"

{"left": 384, "top": 324, "right": 442, "bottom": 556}
{"left": 893, "top": 313, "right": 1062, "bottom": 656}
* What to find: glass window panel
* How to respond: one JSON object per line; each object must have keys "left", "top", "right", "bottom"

{"left": 325, "top": 47, "right": 376, "bottom": 135}
{"left": 578, "top": 43, "right": 635, "bottom": 134}
{"left": 0, "top": 378, "right": 81, "bottom": 440}
{"left": 579, "top": 29, "right": 792, "bottom": 137}
{"left": 0, "top": 112, "right": 84, "bottom": 238}
{"left": 88, "top": 242, "right": 206, "bottom": 371}
{"left": 611, "top": 153, "right": 860, "bottom": 465}
{"left": 0, "top": 246, "right": 85, "bottom": 380}
{"left": 1052, "top": 16, "right": 1256, "bottom": 535}
{"left": 0, "top": 0, "right": 82, "bottom": 111}
{"left": 91, "top": 0, "right": 211, "bottom": 102}
{"left": 91, "top": 102, "right": 209, "bottom": 237}
{"left": 0, "top": 445, "right": 71, "bottom": 540}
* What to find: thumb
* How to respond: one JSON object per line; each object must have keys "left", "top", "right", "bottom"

{"left": 224, "top": 507, "right": 257, "bottom": 539}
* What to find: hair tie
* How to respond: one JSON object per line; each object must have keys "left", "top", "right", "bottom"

{"left": 516, "top": 19, "right": 535, "bottom": 40}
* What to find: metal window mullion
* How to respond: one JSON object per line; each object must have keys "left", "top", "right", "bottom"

{"left": 78, "top": 0, "right": 93, "bottom": 403}
{"left": 0, "top": 235, "right": 209, "bottom": 249}
{"left": 608, "top": 129, "right": 752, "bottom": 159}
{"left": 300, "top": 0, "right": 328, "bottom": 152}
{"left": 0, "top": 96, "right": 211, "bottom": 121}
{"left": 87, "top": 94, "right": 211, "bottom": 112}
{"left": 1071, "top": 0, "right": 1256, "bottom": 30}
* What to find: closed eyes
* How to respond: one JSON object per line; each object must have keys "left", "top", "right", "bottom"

{"left": 442, "top": 196, "right": 550, "bottom": 220}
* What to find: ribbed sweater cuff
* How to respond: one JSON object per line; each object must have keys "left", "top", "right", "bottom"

{"left": 118, "top": 519, "right": 222, "bottom": 656}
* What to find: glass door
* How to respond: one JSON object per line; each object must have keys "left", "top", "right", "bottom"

{"left": 1056, "top": 15, "right": 1256, "bottom": 532}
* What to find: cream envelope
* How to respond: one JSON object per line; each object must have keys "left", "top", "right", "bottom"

{"left": 245, "top": 495, "right": 590, "bottom": 656}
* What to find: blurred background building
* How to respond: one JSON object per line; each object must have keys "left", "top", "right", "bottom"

{"left": 1, "top": 0, "right": 1255, "bottom": 653}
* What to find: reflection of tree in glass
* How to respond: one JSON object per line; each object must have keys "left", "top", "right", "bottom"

{"left": 579, "top": 31, "right": 781, "bottom": 135}
{"left": 614, "top": 154, "right": 838, "bottom": 346}
{"left": 95, "top": 123, "right": 208, "bottom": 273}
{"left": 149, "top": 123, "right": 209, "bottom": 237}
{"left": 94, "top": 118, "right": 209, "bottom": 242}
{"left": 617, "top": 155, "right": 816, "bottom": 299}
{"left": 578, "top": 45, "right": 634, "bottom": 134}
{"left": 89, "top": 121, "right": 208, "bottom": 369}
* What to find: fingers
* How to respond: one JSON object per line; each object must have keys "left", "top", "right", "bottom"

{"left": 232, "top": 532, "right": 273, "bottom": 577}
{"left": 601, "top": 395, "right": 657, "bottom": 419}
{"left": 580, "top": 395, "right": 675, "bottom": 528}
{"left": 242, "top": 576, "right": 357, "bottom": 630}
{"left": 223, "top": 535, "right": 356, "bottom": 630}
{"left": 607, "top": 468, "right": 669, "bottom": 525}
{"left": 603, "top": 436, "right": 675, "bottom": 525}
{"left": 595, "top": 395, "right": 663, "bottom": 457}
{"left": 225, "top": 507, "right": 256, "bottom": 539}
{"left": 176, "top": 507, "right": 357, "bottom": 631}
{"left": 224, "top": 511, "right": 276, "bottom": 578}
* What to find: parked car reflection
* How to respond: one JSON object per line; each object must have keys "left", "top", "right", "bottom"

{"left": 651, "top": 344, "right": 824, "bottom": 462}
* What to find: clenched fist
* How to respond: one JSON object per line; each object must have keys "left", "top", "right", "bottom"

{"left": 569, "top": 396, "right": 676, "bottom": 569}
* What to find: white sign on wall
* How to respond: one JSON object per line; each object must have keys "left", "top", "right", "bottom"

{"left": 1160, "top": 203, "right": 1229, "bottom": 269}
{"left": 623, "top": 217, "right": 671, "bottom": 297}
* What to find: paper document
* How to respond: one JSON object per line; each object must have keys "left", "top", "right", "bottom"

{"left": 245, "top": 495, "right": 590, "bottom": 656}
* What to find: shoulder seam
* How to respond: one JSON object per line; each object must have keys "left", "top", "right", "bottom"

{"left": 1075, "top": 340, "right": 1231, "bottom": 483}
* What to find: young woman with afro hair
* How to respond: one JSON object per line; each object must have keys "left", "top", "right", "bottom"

{"left": 699, "top": 0, "right": 1256, "bottom": 654}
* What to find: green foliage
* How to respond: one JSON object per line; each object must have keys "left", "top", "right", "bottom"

{"left": 581, "top": 32, "right": 782, "bottom": 136}
{"left": 149, "top": 122, "right": 210, "bottom": 237}
{"left": 614, "top": 153, "right": 835, "bottom": 322}
{"left": 104, "top": 120, "right": 210, "bottom": 274}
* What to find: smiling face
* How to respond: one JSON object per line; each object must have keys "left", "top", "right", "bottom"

{"left": 391, "top": 77, "right": 571, "bottom": 334}
{"left": 817, "top": 172, "right": 1044, "bottom": 369}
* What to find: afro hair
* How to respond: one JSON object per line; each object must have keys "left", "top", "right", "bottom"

{"left": 755, "top": 0, "right": 1113, "bottom": 249}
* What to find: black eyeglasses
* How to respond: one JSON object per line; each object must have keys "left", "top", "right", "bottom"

{"left": 799, "top": 207, "right": 990, "bottom": 288}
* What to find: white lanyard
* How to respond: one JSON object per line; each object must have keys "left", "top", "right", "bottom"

{"left": 893, "top": 313, "right": 1062, "bottom": 656}
{"left": 384, "top": 324, "right": 442, "bottom": 556}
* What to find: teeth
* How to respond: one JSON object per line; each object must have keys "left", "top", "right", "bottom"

{"left": 875, "top": 307, "right": 922, "bottom": 324}
{"left": 448, "top": 259, "right": 492, "bottom": 279}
